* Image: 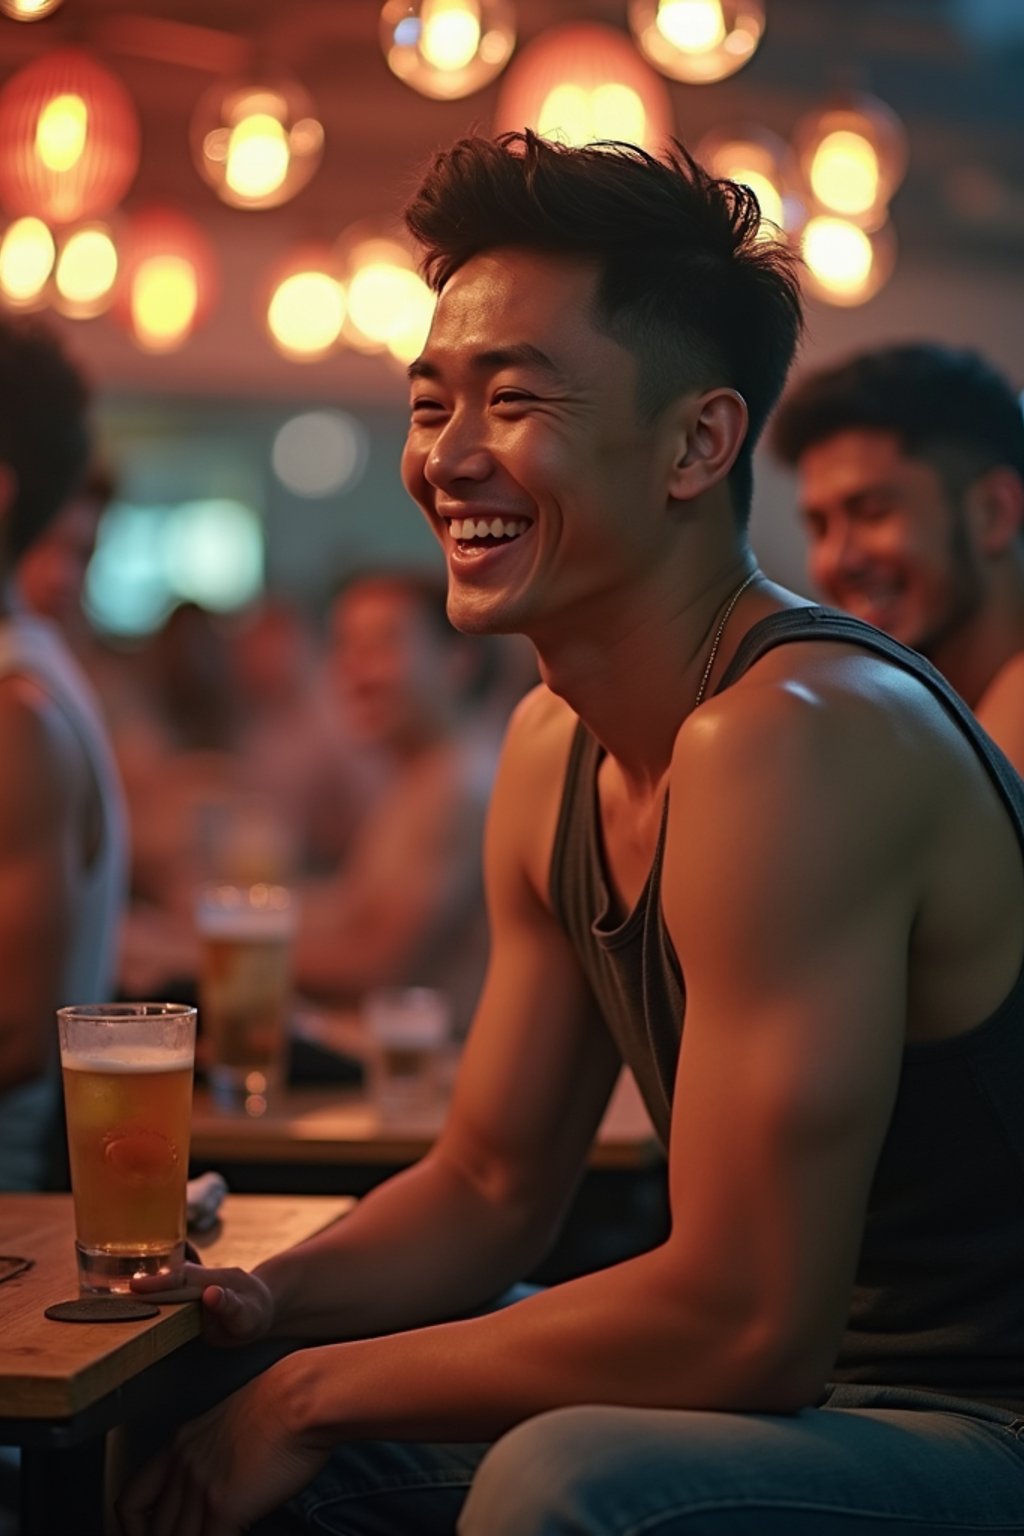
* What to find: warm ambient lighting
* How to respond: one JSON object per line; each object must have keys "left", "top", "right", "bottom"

{"left": 695, "top": 125, "right": 792, "bottom": 238}
{"left": 494, "top": 22, "right": 673, "bottom": 154}
{"left": 628, "top": 0, "right": 765, "bottom": 84}
{"left": 335, "top": 229, "right": 434, "bottom": 363}
{"left": 117, "top": 207, "right": 217, "bottom": 352}
{"left": 0, "top": 48, "right": 140, "bottom": 224}
{"left": 191, "top": 80, "right": 324, "bottom": 210}
{"left": 793, "top": 92, "right": 907, "bottom": 228}
{"left": 380, "top": 0, "right": 516, "bottom": 100}
{"left": 800, "top": 214, "right": 896, "bottom": 306}
{"left": 53, "top": 222, "right": 118, "bottom": 317}
{"left": 0, "top": 0, "right": 65, "bottom": 17}
{"left": 0, "top": 215, "right": 55, "bottom": 307}
{"left": 265, "top": 250, "right": 346, "bottom": 361}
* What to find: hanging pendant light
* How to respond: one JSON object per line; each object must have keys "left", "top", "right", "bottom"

{"left": 695, "top": 125, "right": 796, "bottom": 239}
{"left": 52, "top": 220, "right": 119, "bottom": 318}
{"left": 264, "top": 244, "right": 346, "bottom": 362}
{"left": 0, "top": 48, "right": 140, "bottom": 225}
{"left": 380, "top": 0, "right": 516, "bottom": 100}
{"left": 494, "top": 22, "right": 673, "bottom": 154}
{"left": 191, "top": 77, "right": 324, "bottom": 210}
{"left": 0, "top": 214, "right": 55, "bottom": 309}
{"left": 0, "top": 0, "right": 65, "bottom": 18}
{"left": 115, "top": 206, "right": 217, "bottom": 353}
{"left": 799, "top": 213, "right": 896, "bottom": 306}
{"left": 792, "top": 91, "right": 907, "bottom": 230}
{"left": 628, "top": 0, "right": 765, "bottom": 85}
{"left": 335, "top": 224, "right": 435, "bottom": 364}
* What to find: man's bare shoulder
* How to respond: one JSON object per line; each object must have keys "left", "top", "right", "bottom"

{"left": 0, "top": 674, "right": 79, "bottom": 850}
{"left": 673, "top": 637, "right": 963, "bottom": 842}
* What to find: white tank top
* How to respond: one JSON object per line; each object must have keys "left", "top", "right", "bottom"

{"left": 0, "top": 611, "right": 129, "bottom": 1188}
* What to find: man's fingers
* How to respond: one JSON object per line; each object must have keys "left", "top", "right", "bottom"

{"left": 203, "top": 1283, "right": 258, "bottom": 1337}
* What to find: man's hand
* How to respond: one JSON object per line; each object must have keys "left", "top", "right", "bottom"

{"left": 131, "top": 1263, "right": 275, "bottom": 1348}
{"left": 115, "top": 1359, "right": 328, "bottom": 1536}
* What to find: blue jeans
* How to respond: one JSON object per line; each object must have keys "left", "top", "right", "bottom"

{"left": 263, "top": 1383, "right": 1024, "bottom": 1534}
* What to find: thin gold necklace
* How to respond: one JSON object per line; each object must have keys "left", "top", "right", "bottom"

{"left": 694, "top": 570, "right": 759, "bottom": 709}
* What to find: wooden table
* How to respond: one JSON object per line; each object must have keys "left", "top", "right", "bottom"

{"left": 0, "top": 1192, "right": 352, "bottom": 1535}
{"left": 190, "top": 1067, "right": 659, "bottom": 1173}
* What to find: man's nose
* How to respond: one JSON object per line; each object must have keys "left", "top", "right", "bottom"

{"left": 424, "top": 413, "right": 492, "bottom": 489}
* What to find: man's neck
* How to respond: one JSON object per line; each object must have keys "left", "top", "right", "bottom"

{"left": 531, "top": 558, "right": 763, "bottom": 794}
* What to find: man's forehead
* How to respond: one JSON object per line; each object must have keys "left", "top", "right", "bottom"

{"left": 412, "top": 251, "right": 621, "bottom": 390}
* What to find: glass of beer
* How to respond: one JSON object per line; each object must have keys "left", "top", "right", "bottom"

{"left": 196, "top": 882, "right": 296, "bottom": 1112}
{"left": 57, "top": 1002, "right": 196, "bottom": 1295}
{"left": 363, "top": 986, "right": 453, "bottom": 1119}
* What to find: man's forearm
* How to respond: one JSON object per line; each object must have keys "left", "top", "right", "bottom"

{"left": 255, "top": 1149, "right": 557, "bottom": 1341}
{"left": 276, "top": 1246, "right": 816, "bottom": 1449}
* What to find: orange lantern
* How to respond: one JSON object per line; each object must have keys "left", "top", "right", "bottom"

{"left": 115, "top": 206, "right": 217, "bottom": 353}
{"left": 493, "top": 22, "right": 674, "bottom": 154}
{"left": 0, "top": 48, "right": 140, "bottom": 225}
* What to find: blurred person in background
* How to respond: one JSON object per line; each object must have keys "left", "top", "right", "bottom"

{"left": 0, "top": 316, "right": 127, "bottom": 1190}
{"left": 229, "top": 594, "right": 380, "bottom": 879}
{"left": 294, "top": 568, "right": 499, "bottom": 1037}
{"left": 17, "top": 457, "right": 113, "bottom": 650}
{"left": 772, "top": 342, "right": 1024, "bottom": 769}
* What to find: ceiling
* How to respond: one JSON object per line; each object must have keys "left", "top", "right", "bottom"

{"left": 1, "top": 0, "right": 1022, "bottom": 398}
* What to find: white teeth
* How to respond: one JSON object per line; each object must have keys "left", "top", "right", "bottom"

{"left": 448, "top": 517, "right": 529, "bottom": 541}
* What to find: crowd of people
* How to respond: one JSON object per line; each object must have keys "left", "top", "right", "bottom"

{"left": 1, "top": 120, "right": 1023, "bottom": 1536}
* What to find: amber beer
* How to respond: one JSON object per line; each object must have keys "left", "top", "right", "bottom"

{"left": 57, "top": 1004, "right": 196, "bottom": 1294}
{"left": 197, "top": 883, "right": 295, "bottom": 1106}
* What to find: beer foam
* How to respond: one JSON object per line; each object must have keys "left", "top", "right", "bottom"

{"left": 62, "top": 1047, "right": 194, "bottom": 1074}
{"left": 196, "top": 906, "right": 295, "bottom": 939}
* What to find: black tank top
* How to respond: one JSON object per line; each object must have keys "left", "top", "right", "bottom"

{"left": 549, "top": 606, "right": 1024, "bottom": 1410}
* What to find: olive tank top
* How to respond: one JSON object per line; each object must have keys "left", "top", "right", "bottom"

{"left": 549, "top": 606, "right": 1024, "bottom": 1411}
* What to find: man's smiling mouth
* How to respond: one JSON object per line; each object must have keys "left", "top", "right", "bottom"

{"left": 447, "top": 516, "right": 531, "bottom": 547}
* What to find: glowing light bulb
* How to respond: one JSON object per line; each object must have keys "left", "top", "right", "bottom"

{"left": 420, "top": 0, "right": 481, "bottom": 72}
{"left": 380, "top": 0, "right": 515, "bottom": 100}
{"left": 537, "top": 81, "right": 648, "bottom": 146}
{"left": 54, "top": 225, "right": 118, "bottom": 311}
{"left": 35, "top": 93, "right": 88, "bottom": 173}
{"left": 131, "top": 254, "right": 199, "bottom": 351}
{"left": 0, "top": 0, "right": 65, "bottom": 19}
{"left": 0, "top": 216, "right": 54, "bottom": 304}
{"left": 225, "top": 113, "right": 291, "bottom": 201}
{"left": 809, "top": 130, "right": 880, "bottom": 217}
{"left": 267, "top": 270, "right": 345, "bottom": 359}
{"left": 348, "top": 262, "right": 425, "bottom": 347}
{"left": 656, "top": 0, "right": 726, "bottom": 53}
{"left": 802, "top": 217, "right": 873, "bottom": 298}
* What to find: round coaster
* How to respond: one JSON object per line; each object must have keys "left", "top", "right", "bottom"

{"left": 45, "top": 1297, "right": 160, "bottom": 1323}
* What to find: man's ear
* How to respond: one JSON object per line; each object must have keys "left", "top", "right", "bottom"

{"left": 966, "top": 466, "right": 1024, "bottom": 556}
{"left": 665, "top": 388, "right": 748, "bottom": 503}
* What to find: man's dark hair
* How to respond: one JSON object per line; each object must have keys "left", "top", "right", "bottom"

{"left": 0, "top": 315, "right": 91, "bottom": 562}
{"left": 403, "top": 130, "right": 803, "bottom": 521}
{"left": 772, "top": 343, "right": 1024, "bottom": 498}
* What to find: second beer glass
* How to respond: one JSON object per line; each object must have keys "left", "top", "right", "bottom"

{"left": 196, "top": 881, "right": 296, "bottom": 1111}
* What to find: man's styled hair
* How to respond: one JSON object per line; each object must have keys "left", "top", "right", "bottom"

{"left": 403, "top": 130, "right": 804, "bottom": 521}
{"left": 772, "top": 343, "right": 1024, "bottom": 498}
{"left": 0, "top": 315, "right": 91, "bottom": 562}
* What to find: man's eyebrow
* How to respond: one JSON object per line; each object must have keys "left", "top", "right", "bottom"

{"left": 407, "top": 343, "right": 565, "bottom": 383}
